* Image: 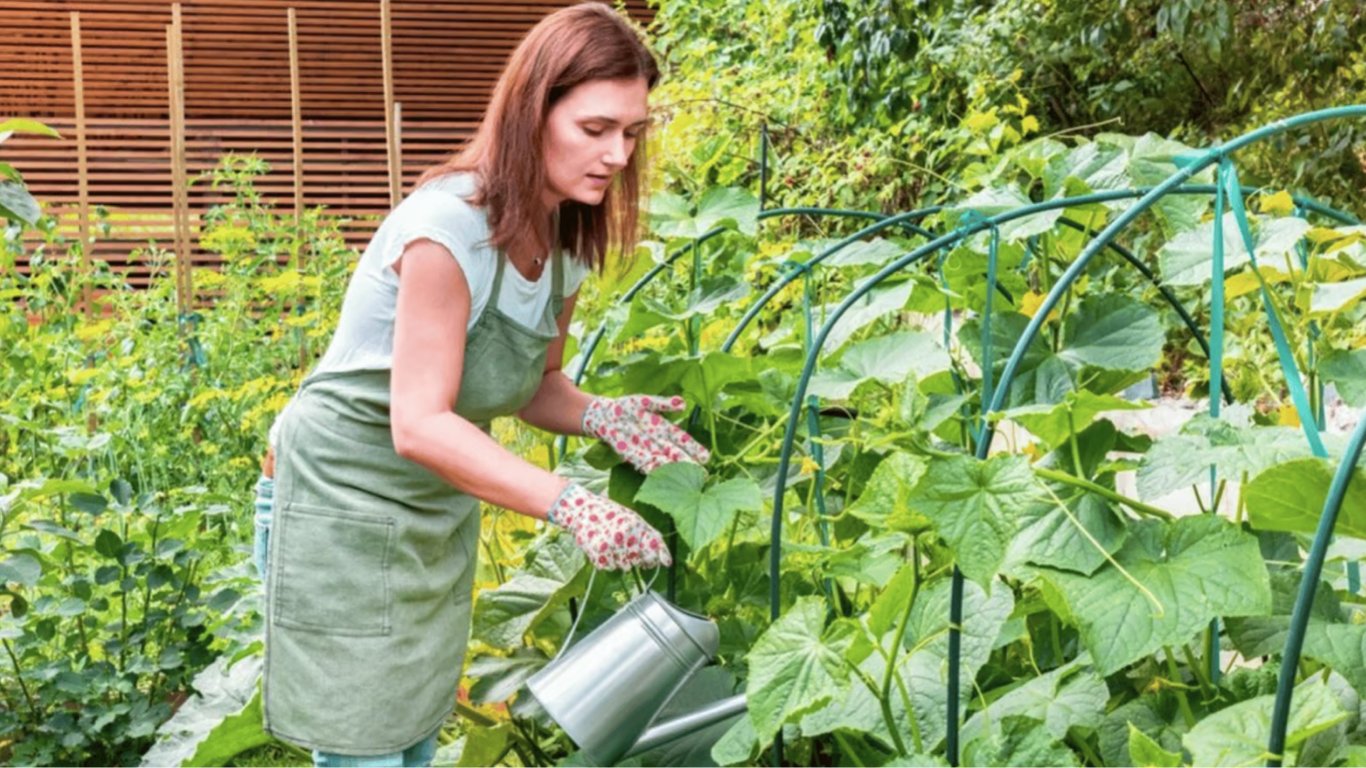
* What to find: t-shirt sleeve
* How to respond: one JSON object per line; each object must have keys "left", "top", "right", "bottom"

{"left": 377, "top": 187, "right": 493, "bottom": 307}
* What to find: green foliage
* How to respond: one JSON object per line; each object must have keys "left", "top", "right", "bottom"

{"left": 0, "top": 151, "right": 352, "bottom": 764}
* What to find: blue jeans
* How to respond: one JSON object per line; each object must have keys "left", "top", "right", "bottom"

{"left": 254, "top": 475, "right": 441, "bottom": 767}
{"left": 253, "top": 473, "right": 274, "bottom": 578}
{"left": 311, "top": 729, "right": 440, "bottom": 767}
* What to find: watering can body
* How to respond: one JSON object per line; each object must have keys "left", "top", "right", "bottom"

{"left": 526, "top": 591, "right": 746, "bottom": 765}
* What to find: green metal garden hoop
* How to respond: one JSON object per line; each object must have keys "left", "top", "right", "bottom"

{"left": 563, "top": 107, "right": 1365, "bottom": 766}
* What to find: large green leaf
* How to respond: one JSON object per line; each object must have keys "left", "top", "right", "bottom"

{"left": 821, "top": 237, "right": 906, "bottom": 268}
{"left": 137, "top": 655, "right": 270, "bottom": 768}
{"left": 472, "top": 574, "right": 577, "bottom": 647}
{"left": 961, "top": 312, "right": 1073, "bottom": 408}
{"left": 963, "top": 294, "right": 1162, "bottom": 408}
{"left": 0, "top": 553, "right": 42, "bottom": 587}
{"left": 1320, "top": 349, "right": 1366, "bottom": 407}
{"left": 962, "top": 716, "right": 1079, "bottom": 767}
{"left": 451, "top": 724, "right": 512, "bottom": 767}
{"left": 1182, "top": 678, "right": 1348, "bottom": 767}
{"left": 650, "top": 187, "right": 759, "bottom": 239}
{"left": 1058, "top": 294, "right": 1164, "bottom": 372}
{"left": 951, "top": 186, "right": 1064, "bottom": 242}
{"left": 799, "top": 578, "right": 1013, "bottom": 750}
{"left": 1005, "top": 491, "right": 1127, "bottom": 577}
{"left": 910, "top": 454, "right": 1038, "bottom": 586}
{"left": 1244, "top": 458, "right": 1366, "bottom": 540}
{"left": 818, "top": 279, "right": 915, "bottom": 352}
{"left": 745, "top": 597, "right": 852, "bottom": 741}
{"left": 1002, "top": 390, "right": 1148, "bottom": 448}
{"left": 710, "top": 711, "right": 759, "bottom": 766}
{"left": 0, "top": 180, "right": 41, "bottom": 225}
{"left": 1309, "top": 276, "right": 1366, "bottom": 314}
{"left": 1226, "top": 572, "right": 1366, "bottom": 696}
{"left": 1159, "top": 214, "right": 1311, "bottom": 286}
{"left": 1098, "top": 698, "right": 1186, "bottom": 767}
{"left": 465, "top": 650, "right": 546, "bottom": 704}
{"left": 1040, "top": 516, "right": 1271, "bottom": 674}
{"left": 845, "top": 451, "right": 930, "bottom": 533}
{"left": 810, "top": 331, "right": 951, "bottom": 400}
{"left": 1137, "top": 417, "right": 1310, "bottom": 500}
{"left": 1233, "top": 618, "right": 1366, "bottom": 697}
{"left": 636, "top": 462, "right": 762, "bottom": 550}
{"left": 1128, "top": 724, "right": 1183, "bottom": 768}
{"left": 696, "top": 187, "right": 760, "bottom": 236}
{"left": 1123, "top": 133, "right": 1211, "bottom": 233}
{"left": 867, "top": 562, "right": 917, "bottom": 638}
{"left": 961, "top": 658, "right": 1108, "bottom": 745}
{"left": 1043, "top": 142, "right": 1128, "bottom": 200}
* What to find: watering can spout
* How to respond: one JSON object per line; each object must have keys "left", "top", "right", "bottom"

{"left": 526, "top": 592, "right": 747, "bottom": 765}
{"left": 620, "top": 693, "right": 748, "bottom": 759}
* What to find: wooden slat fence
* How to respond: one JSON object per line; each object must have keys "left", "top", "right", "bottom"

{"left": 3, "top": 0, "right": 653, "bottom": 291}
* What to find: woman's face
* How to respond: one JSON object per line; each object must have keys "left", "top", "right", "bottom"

{"left": 541, "top": 76, "right": 650, "bottom": 208}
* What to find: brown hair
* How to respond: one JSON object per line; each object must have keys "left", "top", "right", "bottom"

{"left": 415, "top": 3, "right": 659, "bottom": 271}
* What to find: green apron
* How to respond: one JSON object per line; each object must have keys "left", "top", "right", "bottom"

{"left": 263, "top": 247, "right": 566, "bottom": 755}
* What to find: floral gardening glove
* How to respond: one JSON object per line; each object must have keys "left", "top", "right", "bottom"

{"left": 581, "top": 395, "right": 711, "bottom": 474}
{"left": 548, "top": 483, "right": 671, "bottom": 571}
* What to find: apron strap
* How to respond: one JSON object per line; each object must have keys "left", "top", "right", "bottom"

{"left": 490, "top": 245, "right": 509, "bottom": 310}
{"left": 550, "top": 206, "right": 566, "bottom": 317}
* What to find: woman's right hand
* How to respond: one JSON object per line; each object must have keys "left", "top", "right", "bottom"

{"left": 548, "top": 483, "right": 671, "bottom": 570}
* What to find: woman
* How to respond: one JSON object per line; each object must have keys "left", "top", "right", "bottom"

{"left": 253, "top": 5, "right": 709, "bottom": 764}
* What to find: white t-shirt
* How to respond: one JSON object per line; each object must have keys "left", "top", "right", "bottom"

{"left": 312, "top": 172, "right": 591, "bottom": 376}
{"left": 268, "top": 172, "right": 591, "bottom": 449}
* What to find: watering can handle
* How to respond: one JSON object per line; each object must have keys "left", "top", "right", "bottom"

{"left": 553, "top": 565, "right": 664, "bottom": 662}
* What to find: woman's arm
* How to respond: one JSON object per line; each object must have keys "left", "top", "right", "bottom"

{"left": 516, "top": 291, "right": 595, "bottom": 435}
{"left": 389, "top": 240, "right": 568, "bottom": 519}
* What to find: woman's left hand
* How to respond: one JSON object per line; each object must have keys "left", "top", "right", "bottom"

{"left": 582, "top": 395, "right": 710, "bottom": 474}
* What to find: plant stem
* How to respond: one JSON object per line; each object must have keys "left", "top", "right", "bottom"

{"left": 1182, "top": 642, "right": 1216, "bottom": 701}
{"left": 1164, "top": 646, "right": 1198, "bottom": 727}
{"left": 1236, "top": 471, "right": 1248, "bottom": 525}
{"left": 882, "top": 536, "right": 923, "bottom": 754}
{"left": 1067, "top": 408, "right": 1084, "bottom": 473}
{"left": 3, "top": 639, "right": 39, "bottom": 721}
{"left": 1034, "top": 466, "right": 1174, "bottom": 520}
{"left": 833, "top": 731, "right": 868, "bottom": 767}
{"left": 512, "top": 718, "right": 553, "bottom": 766}
{"left": 845, "top": 656, "right": 907, "bottom": 756}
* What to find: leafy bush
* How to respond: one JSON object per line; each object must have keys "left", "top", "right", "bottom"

{"left": 1, "top": 149, "right": 352, "bottom": 764}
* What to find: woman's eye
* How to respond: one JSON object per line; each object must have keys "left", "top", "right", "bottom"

{"left": 625, "top": 132, "right": 641, "bottom": 140}
{"left": 584, "top": 127, "right": 604, "bottom": 137}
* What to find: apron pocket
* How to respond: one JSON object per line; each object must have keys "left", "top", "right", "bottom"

{"left": 274, "top": 502, "right": 395, "bottom": 637}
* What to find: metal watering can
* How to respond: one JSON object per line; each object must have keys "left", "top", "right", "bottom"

{"left": 527, "top": 591, "right": 747, "bottom": 765}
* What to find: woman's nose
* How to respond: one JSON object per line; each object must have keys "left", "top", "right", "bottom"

{"left": 603, "top": 134, "right": 629, "bottom": 169}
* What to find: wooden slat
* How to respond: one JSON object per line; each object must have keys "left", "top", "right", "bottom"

{"left": 5, "top": 0, "right": 654, "bottom": 292}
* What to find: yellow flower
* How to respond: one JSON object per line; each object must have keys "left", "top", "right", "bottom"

{"left": 1259, "top": 190, "right": 1295, "bottom": 217}
{"left": 285, "top": 311, "right": 319, "bottom": 328}
{"left": 188, "top": 389, "right": 226, "bottom": 409}
{"left": 800, "top": 456, "right": 821, "bottom": 475}
{"left": 66, "top": 368, "right": 101, "bottom": 385}
{"left": 964, "top": 109, "right": 999, "bottom": 133}
{"left": 200, "top": 224, "right": 257, "bottom": 256}
{"left": 194, "top": 268, "right": 228, "bottom": 290}
{"left": 74, "top": 319, "right": 113, "bottom": 342}
{"left": 259, "top": 271, "right": 302, "bottom": 294}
